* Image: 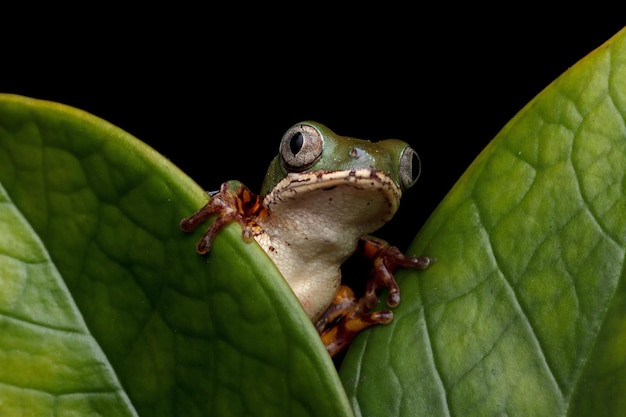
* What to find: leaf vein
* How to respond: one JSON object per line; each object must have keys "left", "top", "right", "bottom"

{"left": 473, "top": 199, "right": 566, "bottom": 400}
{"left": 418, "top": 293, "right": 452, "bottom": 416}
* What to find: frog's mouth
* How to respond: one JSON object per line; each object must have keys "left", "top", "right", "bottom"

{"left": 263, "top": 168, "right": 401, "bottom": 225}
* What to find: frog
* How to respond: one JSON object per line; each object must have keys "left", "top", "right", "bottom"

{"left": 180, "top": 121, "right": 431, "bottom": 357}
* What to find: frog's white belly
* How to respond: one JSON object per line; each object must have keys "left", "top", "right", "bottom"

{"left": 254, "top": 220, "right": 359, "bottom": 321}
{"left": 254, "top": 170, "right": 401, "bottom": 321}
{"left": 255, "top": 230, "right": 344, "bottom": 321}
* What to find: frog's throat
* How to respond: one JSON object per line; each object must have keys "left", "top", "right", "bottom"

{"left": 263, "top": 168, "right": 402, "bottom": 219}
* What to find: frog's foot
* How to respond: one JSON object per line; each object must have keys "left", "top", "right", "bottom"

{"left": 180, "top": 180, "right": 266, "bottom": 254}
{"left": 317, "top": 239, "right": 432, "bottom": 357}
{"left": 359, "top": 235, "right": 432, "bottom": 309}
{"left": 316, "top": 285, "right": 393, "bottom": 357}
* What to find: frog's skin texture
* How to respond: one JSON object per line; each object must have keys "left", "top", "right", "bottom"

{"left": 181, "top": 121, "right": 431, "bottom": 357}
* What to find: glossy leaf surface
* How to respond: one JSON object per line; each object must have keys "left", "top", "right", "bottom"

{"left": 0, "top": 94, "right": 353, "bottom": 416}
{"left": 339, "top": 27, "right": 626, "bottom": 417}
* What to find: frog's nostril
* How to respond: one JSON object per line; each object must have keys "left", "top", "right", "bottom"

{"left": 349, "top": 147, "right": 365, "bottom": 159}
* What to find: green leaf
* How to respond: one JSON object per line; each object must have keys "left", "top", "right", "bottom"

{"left": 339, "top": 28, "right": 626, "bottom": 416}
{"left": 0, "top": 95, "right": 353, "bottom": 416}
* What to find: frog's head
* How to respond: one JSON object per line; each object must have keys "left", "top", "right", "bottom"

{"left": 260, "top": 121, "right": 421, "bottom": 197}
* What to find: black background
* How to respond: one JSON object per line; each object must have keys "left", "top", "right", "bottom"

{"left": 2, "top": 16, "right": 623, "bottom": 253}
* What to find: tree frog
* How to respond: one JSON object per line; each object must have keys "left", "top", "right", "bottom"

{"left": 180, "top": 121, "right": 431, "bottom": 356}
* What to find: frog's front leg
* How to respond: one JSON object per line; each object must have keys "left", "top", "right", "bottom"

{"left": 359, "top": 235, "right": 432, "bottom": 309}
{"left": 180, "top": 180, "right": 266, "bottom": 253}
{"left": 316, "top": 236, "right": 432, "bottom": 357}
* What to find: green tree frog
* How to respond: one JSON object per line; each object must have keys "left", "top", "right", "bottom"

{"left": 180, "top": 121, "right": 431, "bottom": 356}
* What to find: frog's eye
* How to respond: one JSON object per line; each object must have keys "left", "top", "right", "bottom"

{"left": 280, "top": 123, "right": 324, "bottom": 171}
{"left": 399, "top": 146, "right": 421, "bottom": 190}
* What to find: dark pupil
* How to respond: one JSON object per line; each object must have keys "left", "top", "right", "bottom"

{"left": 290, "top": 132, "right": 304, "bottom": 155}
